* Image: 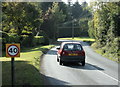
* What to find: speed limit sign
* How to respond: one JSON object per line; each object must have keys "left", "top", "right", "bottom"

{"left": 6, "top": 44, "right": 20, "bottom": 57}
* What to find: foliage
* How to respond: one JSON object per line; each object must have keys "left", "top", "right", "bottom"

{"left": 21, "top": 35, "right": 34, "bottom": 47}
{"left": 21, "top": 35, "right": 44, "bottom": 47}
{"left": 89, "top": 2, "right": 120, "bottom": 62}
{"left": 79, "top": 18, "right": 90, "bottom": 37}
{"left": 39, "top": 2, "right": 53, "bottom": 13}
{"left": 2, "top": 2, "right": 91, "bottom": 43}
{"left": 71, "top": 2, "right": 83, "bottom": 19}
{"left": 38, "top": 30, "right": 49, "bottom": 45}
{"left": 88, "top": 19, "right": 94, "bottom": 38}
{"left": 57, "top": 1, "right": 92, "bottom": 38}
{"left": 2, "top": 2, "right": 46, "bottom": 49}
{"left": 1, "top": 32, "right": 45, "bottom": 50}
{"left": 0, "top": 31, "right": 9, "bottom": 38}
{"left": 1, "top": 31, "right": 9, "bottom": 50}
{"left": 33, "top": 36, "right": 44, "bottom": 46}
{"left": 2, "top": 2, "right": 43, "bottom": 35}
{"left": 41, "top": 2, "right": 66, "bottom": 40}
{"left": 8, "top": 34, "right": 21, "bottom": 43}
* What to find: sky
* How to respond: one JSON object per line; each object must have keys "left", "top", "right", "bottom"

{"left": 62, "top": 0, "right": 120, "bottom": 3}
{"left": 62, "top": 0, "right": 92, "bottom": 4}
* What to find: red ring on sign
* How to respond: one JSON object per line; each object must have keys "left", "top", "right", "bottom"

{"left": 7, "top": 44, "right": 20, "bottom": 57}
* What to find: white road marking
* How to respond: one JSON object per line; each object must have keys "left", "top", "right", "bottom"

{"left": 98, "top": 70, "right": 120, "bottom": 83}
{"left": 49, "top": 47, "right": 120, "bottom": 85}
{"left": 89, "top": 64, "right": 120, "bottom": 83}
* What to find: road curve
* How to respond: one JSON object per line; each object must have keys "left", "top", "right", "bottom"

{"left": 40, "top": 40, "right": 119, "bottom": 86}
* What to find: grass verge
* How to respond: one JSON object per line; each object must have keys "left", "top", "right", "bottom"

{"left": 0, "top": 45, "right": 54, "bottom": 86}
{"left": 58, "top": 37, "right": 95, "bottom": 42}
{"left": 58, "top": 37, "right": 95, "bottom": 45}
{"left": 91, "top": 43, "right": 119, "bottom": 63}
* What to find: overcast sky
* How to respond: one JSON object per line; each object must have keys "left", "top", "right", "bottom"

{"left": 62, "top": 0, "right": 91, "bottom": 4}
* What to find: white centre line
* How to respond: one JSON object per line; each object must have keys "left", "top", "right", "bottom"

{"left": 98, "top": 70, "right": 120, "bottom": 83}
{"left": 89, "top": 64, "right": 120, "bottom": 83}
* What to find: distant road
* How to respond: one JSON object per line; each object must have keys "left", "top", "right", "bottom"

{"left": 41, "top": 39, "right": 119, "bottom": 86}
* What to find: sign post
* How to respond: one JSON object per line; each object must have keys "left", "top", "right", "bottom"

{"left": 6, "top": 44, "right": 20, "bottom": 87}
{"left": 11, "top": 58, "right": 14, "bottom": 87}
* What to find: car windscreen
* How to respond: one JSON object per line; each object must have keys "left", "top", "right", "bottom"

{"left": 63, "top": 44, "right": 82, "bottom": 51}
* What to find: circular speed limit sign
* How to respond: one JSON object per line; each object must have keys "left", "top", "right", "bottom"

{"left": 6, "top": 44, "right": 20, "bottom": 57}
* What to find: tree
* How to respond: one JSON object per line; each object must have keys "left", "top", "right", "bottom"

{"left": 88, "top": 2, "right": 120, "bottom": 61}
{"left": 41, "top": 2, "right": 66, "bottom": 40}
{"left": 38, "top": 2, "right": 53, "bottom": 13}
{"left": 71, "top": 1, "right": 83, "bottom": 19}
{"left": 2, "top": 2, "right": 43, "bottom": 35}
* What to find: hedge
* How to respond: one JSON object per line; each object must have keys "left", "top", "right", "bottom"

{"left": 33, "top": 36, "right": 44, "bottom": 46}
{"left": 1, "top": 31, "right": 49, "bottom": 51}
{"left": 21, "top": 35, "right": 45, "bottom": 47}
{"left": 9, "top": 35, "right": 21, "bottom": 43}
{"left": 20, "top": 35, "right": 34, "bottom": 47}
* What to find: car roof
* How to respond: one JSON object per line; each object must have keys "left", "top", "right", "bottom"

{"left": 61, "top": 42, "right": 81, "bottom": 45}
{"left": 60, "top": 42, "right": 83, "bottom": 49}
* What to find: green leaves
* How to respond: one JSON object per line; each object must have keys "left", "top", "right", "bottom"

{"left": 41, "top": 2, "right": 66, "bottom": 40}
{"left": 2, "top": 2, "right": 43, "bottom": 35}
{"left": 89, "top": 2, "right": 120, "bottom": 62}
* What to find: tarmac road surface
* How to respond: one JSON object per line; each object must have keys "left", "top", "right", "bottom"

{"left": 40, "top": 40, "right": 119, "bottom": 87}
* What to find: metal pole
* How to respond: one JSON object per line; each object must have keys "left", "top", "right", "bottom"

{"left": 11, "top": 58, "right": 15, "bottom": 87}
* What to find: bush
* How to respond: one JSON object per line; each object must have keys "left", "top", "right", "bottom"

{"left": 0, "top": 37, "right": 2, "bottom": 42}
{"left": 1, "top": 31, "right": 9, "bottom": 50}
{"left": 39, "top": 31, "right": 49, "bottom": 45}
{"left": 1, "top": 31, "right": 9, "bottom": 38}
{"left": 1, "top": 31, "right": 49, "bottom": 49}
{"left": 0, "top": 38, "right": 2, "bottom": 50}
{"left": 1, "top": 31, "right": 9, "bottom": 43}
{"left": 91, "top": 42, "right": 98, "bottom": 49}
{"left": 2, "top": 34, "right": 21, "bottom": 51}
{"left": 8, "top": 35, "right": 21, "bottom": 43}
{"left": 88, "top": 20, "right": 95, "bottom": 38}
{"left": 2, "top": 38, "right": 6, "bottom": 50}
{"left": 33, "top": 36, "right": 44, "bottom": 46}
{"left": 43, "top": 36, "right": 49, "bottom": 45}
{"left": 21, "top": 35, "right": 29, "bottom": 47}
{"left": 21, "top": 35, "right": 46, "bottom": 47}
{"left": 92, "top": 37, "right": 120, "bottom": 62}
{"left": 21, "top": 35, "right": 34, "bottom": 47}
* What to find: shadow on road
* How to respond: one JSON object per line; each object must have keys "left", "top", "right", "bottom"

{"left": 63, "top": 63, "right": 104, "bottom": 71}
{"left": 41, "top": 73, "right": 70, "bottom": 86}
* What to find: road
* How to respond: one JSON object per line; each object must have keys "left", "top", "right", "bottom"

{"left": 40, "top": 40, "right": 119, "bottom": 86}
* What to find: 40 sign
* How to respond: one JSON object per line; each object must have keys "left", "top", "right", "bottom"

{"left": 6, "top": 44, "right": 20, "bottom": 57}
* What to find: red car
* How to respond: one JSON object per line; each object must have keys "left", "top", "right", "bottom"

{"left": 57, "top": 42, "right": 85, "bottom": 66}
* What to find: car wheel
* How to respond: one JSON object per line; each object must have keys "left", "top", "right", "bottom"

{"left": 81, "top": 61, "right": 85, "bottom": 66}
{"left": 57, "top": 56, "right": 59, "bottom": 62}
{"left": 57, "top": 58, "right": 59, "bottom": 62}
{"left": 59, "top": 60, "right": 62, "bottom": 65}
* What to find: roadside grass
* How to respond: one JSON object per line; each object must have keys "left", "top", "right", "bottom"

{"left": 0, "top": 45, "right": 54, "bottom": 86}
{"left": 93, "top": 48, "right": 119, "bottom": 62}
{"left": 58, "top": 37, "right": 95, "bottom": 45}
{"left": 91, "top": 43, "right": 119, "bottom": 63}
{"left": 58, "top": 37, "right": 95, "bottom": 42}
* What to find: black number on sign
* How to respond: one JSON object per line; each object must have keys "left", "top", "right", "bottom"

{"left": 8, "top": 48, "right": 18, "bottom": 53}
{"left": 9, "top": 48, "right": 13, "bottom": 53}
{"left": 14, "top": 48, "right": 18, "bottom": 53}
